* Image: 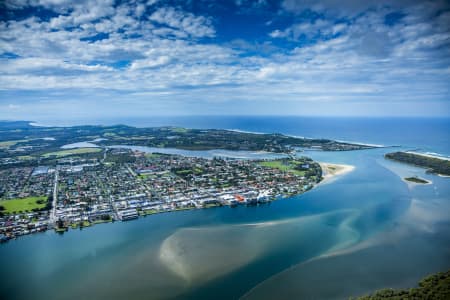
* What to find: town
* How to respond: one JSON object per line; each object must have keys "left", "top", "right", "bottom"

{"left": 0, "top": 148, "right": 322, "bottom": 242}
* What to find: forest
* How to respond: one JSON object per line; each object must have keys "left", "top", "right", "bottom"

{"left": 385, "top": 152, "right": 450, "bottom": 176}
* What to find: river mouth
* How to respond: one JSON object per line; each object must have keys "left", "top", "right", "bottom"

{"left": 1, "top": 147, "right": 449, "bottom": 300}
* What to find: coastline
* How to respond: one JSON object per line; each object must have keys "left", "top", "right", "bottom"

{"left": 385, "top": 151, "right": 450, "bottom": 177}
{"left": 319, "top": 162, "right": 355, "bottom": 185}
{"left": 227, "top": 128, "right": 385, "bottom": 148}
{"left": 405, "top": 151, "right": 450, "bottom": 161}
{"left": 335, "top": 140, "right": 385, "bottom": 148}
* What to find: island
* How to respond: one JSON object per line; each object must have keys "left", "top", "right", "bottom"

{"left": 404, "top": 176, "right": 431, "bottom": 184}
{"left": 0, "top": 121, "right": 362, "bottom": 242}
{"left": 385, "top": 151, "right": 450, "bottom": 176}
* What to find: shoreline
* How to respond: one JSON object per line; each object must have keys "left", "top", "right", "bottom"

{"left": 319, "top": 162, "right": 355, "bottom": 185}
{"left": 334, "top": 140, "right": 385, "bottom": 148}
{"left": 405, "top": 151, "right": 450, "bottom": 161}
{"left": 227, "top": 129, "right": 385, "bottom": 148}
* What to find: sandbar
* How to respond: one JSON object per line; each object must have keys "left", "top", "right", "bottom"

{"left": 319, "top": 162, "right": 355, "bottom": 184}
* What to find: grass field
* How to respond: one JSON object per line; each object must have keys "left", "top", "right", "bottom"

{"left": 0, "top": 139, "right": 29, "bottom": 148}
{"left": 71, "top": 221, "right": 91, "bottom": 229}
{"left": 259, "top": 160, "right": 306, "bottom": 176}
{"left": 93, "top": 217, "right": 113, "bottom": 224}
{"left": 145, "top": 153, "right": 162, "bottom": 159}
{"left": 0, "top": 196, "right": 47, "bottom": 213}
{"left": 42, "top": 147, "right": 101, "bottom": 158}
{"left": 18, "top": 155, "right": 34, "bottom": 160}
{"left": 171, "top": 127, "right": 188, "bottom": 133}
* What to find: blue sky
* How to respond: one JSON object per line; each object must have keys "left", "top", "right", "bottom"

{"left": 0, "top": 0, "right": 449, "bottom": 121}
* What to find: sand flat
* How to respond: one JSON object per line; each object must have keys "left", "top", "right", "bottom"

{"left": 319, "top": 162, "right": 355, "bottom": 184}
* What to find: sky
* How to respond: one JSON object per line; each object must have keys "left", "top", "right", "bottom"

{"left": 0, "top": 0, "right": 449, "bottom": 122}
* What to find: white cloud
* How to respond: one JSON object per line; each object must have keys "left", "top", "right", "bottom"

{"left": 135, "top": 3, "right": 147, "bottom": 17}
{"left": 270, "top": 19, "right": 345, "bottom": 41}
{"left": 130, "top": 56, "right": 171, "bottom": 70}
{"left": 0, "top": 0, "right": 448, "bottom": 117}
{"left": 1, "top": 58, "right": 114, "bottom": 73}
{"left": 149, "top": 7, "right": 215, "bottom": 38}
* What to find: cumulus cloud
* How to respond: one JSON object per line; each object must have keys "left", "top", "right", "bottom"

{"left": 0, "top": 0, "right": 449, "bottom": 117}
{"left": 149, "top": 7, "right": 215, "bottom": 38}
{"left": 281, "top": 0, "right": 380, "bottom": 17}
{"left": 130, "top": 56, "right": 171, "bottom": 70}
{"left": 1, "top": 58, "right": 114, "bottom": 74}
{"left": 270, "top": 19, "right": 346, "bottom": 41}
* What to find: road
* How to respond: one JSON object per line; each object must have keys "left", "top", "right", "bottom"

{"left": 126, "top": 164, "right": 154, "bottom": 197}
{"left": 49, "top": 168, "right": 58, "bottom": 225}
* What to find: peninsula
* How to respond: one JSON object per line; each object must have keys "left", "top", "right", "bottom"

{"left": 0, "top": 121, "right": 375, "bottom": 166}
{"left": 0, "top": 121, "right": 362, "bottom": 242}
{"left": 385, "top": 151, "right": 450, "bottom": 176}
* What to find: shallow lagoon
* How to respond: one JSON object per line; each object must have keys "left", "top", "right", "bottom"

{"left": 108, "top": 144, "right": 287, "bottom": 160}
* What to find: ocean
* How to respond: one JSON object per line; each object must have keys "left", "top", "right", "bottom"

{"left": 1, "top": 116, "right": 449, "bottom": 300}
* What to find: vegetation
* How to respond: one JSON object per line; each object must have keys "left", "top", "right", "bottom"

{"left": 145, "top": 153, "right": 162, "bottom": 159}
{"left": 0, "top": 139, "right": 29, "bottom": 148}
{"left": 259, "top": 160, "right": 306, "bottom": 176}
{"left": 385, "top": 152, "right": 450, "bottom": 176}
{"left": 0, "top": 121, "right": 375, "bottom": 169}
{"left": 170, "top": 127, "right": 188, "bottom": 133}
{"left": 0, "top": 196, "right": 48, "bottom": 213}
{"left": 104, "top": 150, "right": 136, "bottom": 163}
{"left": 353, "top": 269, "right": 450, "bottom": 299}
{"left": 55, "top": 218, "right": 68, "bottom": 232}
{"left": 173, "top": 167, "right": 204, "bottom": 177}
{"left": 93, "top": 218, "right": 113, "bottom": 224}
{"left": 140, "top": 209, "right": 158, "bottom": 216}
{"left": 42, "top": 147, "right": 101, "bottom": 158}
{"left": 404, "top": 176, "right": 429, "bottom": 184}
{"left": 258, "top": 158, "right": 321, "bottom": 179}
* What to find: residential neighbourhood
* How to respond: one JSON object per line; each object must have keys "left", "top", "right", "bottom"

{"left": 0, "top": 148, "right": 322, "bottom": 241}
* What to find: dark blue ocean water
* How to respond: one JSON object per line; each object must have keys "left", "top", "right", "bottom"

{"left": 1, "top": 116, "right": 449, "bottom": 300}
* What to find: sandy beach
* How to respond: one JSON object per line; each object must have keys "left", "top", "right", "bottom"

{"left": 405, "top": 151, "right": 450, "bottom": 161}
{"left": 319, "top": 162, "right": 355, "bottom": 184}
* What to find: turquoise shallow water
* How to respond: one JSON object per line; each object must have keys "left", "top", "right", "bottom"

{"left": 1, "top": 117, "right": 449, "bottom": 300}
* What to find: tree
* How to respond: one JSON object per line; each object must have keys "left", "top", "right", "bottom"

{"left": 56, "top": 218, "right": 64, "bottom": 228}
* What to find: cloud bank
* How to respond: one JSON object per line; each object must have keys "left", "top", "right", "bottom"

{"left": 0, "top": 0, "right": 449, "bottom": 119}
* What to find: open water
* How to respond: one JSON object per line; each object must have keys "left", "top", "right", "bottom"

{"left": 1, "top": 116, "right": 449, "bottom": 300}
